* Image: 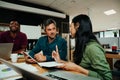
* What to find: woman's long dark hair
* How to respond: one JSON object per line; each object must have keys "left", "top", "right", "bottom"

{"left": 73, "top": 14, "right": 99, "bottom": 64}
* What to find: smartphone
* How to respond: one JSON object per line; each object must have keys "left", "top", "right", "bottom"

{"left": 24, "top": 52, "right": 38, "bottom": 63}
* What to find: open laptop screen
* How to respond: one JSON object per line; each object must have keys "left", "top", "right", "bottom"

{"left": 0, "top": 43, "right": 13, "bottom": 60}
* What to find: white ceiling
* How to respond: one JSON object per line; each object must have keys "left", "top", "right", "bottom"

{"left": 17, "top": 0, "right": 120, "bottom": 32}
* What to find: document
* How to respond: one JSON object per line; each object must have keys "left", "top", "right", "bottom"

{"left": 0, "top": 64, "right": 19, "bottom": 79}
{"left": 38, "top": 61, "right": 63, "bottom": 67}
{"left": 0, "top": 63, "right": 38, "bottom": 79}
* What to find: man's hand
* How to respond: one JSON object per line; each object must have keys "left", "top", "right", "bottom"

{"left": 23, "top": 52, "right": 37, "bottom": 64}
{"left": 34, "top": 51, "right": 46, "bottom": 62}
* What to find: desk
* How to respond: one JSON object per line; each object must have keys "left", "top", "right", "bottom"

{"left": 17, "top": 58, "right": 84, "bottom": 75}
{"left": 105, "top": 53, "right": 120, "bottom": 59}
{"left": 105, "top": 53, "right": 120, "bottom": 69}
{"left": 0, "top": 58, "right": 48, "bottom": 80}
{"left": 17, "top": 58, "right": 48, "bottom": 74}
{"left": 1, "top": 58, "right": 88, "bottom": 80}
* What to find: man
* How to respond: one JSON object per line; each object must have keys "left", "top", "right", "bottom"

{"left": 0, "top": 20, "right": 28, "bottom": 53}
{"left": 25, "top": 19, "right": 67, "bottom": 63}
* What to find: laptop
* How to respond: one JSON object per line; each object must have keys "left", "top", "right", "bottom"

{"left": 42, "top": 70, "right": 100, "bottom": 80}
{"left": 0, "top": 58, "right": 52, "bottom": 80}
{"left": 0, "top": 43, "right": 13, "bottom": 60}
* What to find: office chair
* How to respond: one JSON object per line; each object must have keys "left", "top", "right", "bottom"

{"left": 112, "top": 70, "right": 120, "bottom": 80}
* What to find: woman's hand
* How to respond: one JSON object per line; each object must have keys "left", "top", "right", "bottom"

{"left": 52, "top": 45, "right": 62, "bottom": 62}
{"left": 58, "top": 62, "right": 79, "bottom": 71}
{"left": 58, "top": 62, "right": 89, "bottom": 75}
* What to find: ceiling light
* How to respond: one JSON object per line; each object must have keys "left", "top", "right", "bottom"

{"left": 104, "top": 9, "right": 116, "bottom": 15}
{"left": 107, "top": 27, "right": 117, "bottom": 31}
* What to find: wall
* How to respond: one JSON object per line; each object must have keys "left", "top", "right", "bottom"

{"left": 0, "top": 0, "right": 69, "bottom": 34}
{"left": 97, "top": 37, "right": 120, "bottom": 49}
{"left": 20, "top": 25, "right": 41, "bottom": 39}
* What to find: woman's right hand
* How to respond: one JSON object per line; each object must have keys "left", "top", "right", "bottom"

{"left": 52, "top": 45, "right": 62, "bottom": 62}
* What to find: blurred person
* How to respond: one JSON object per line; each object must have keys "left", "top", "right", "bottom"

{"left": 0, "top": 20, "right": 28, "bottom": 54}
{"left": 52, "top": 14, "right": 112, "bottom": 80}
{"left": 25, "top": 18, "right": 67, "bottom": 63}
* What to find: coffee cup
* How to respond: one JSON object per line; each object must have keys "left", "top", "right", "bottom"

{"left": 11, "top": 54, "right": 18, "bottom": 63}
{"left": 112, "top": 46, "right": 117, "bottom": 52}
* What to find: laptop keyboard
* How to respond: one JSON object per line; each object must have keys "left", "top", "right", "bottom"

{"left": 46, "top": 74, "right": 68, "bottom": 80}
{"left": 42, "top": 70, "right": 100, "bottom": 80}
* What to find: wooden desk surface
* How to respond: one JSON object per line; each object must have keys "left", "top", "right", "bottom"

{"left": 1, "top": 56, "right": 101, "bottom": 80}
{"left": 0, "top": 58, "right": 49, "bottom": 80}
{"left": 18, "top": 58, "right": 89, "bottom": 76}
{"left": 17, "top": 58, "right": 48, "bottom": 74}
{"left": 105, "top": 53, "right": 120, "bottom": 70}
{"left": 105, "top": 53, "right": 120, "bottom": 59}
{"left": 17, "top": 58, "right": 84, "bottom": 75}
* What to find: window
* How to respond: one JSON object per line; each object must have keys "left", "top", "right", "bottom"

{"left": 99, "top": 30, "right": 119, "bottom": 38}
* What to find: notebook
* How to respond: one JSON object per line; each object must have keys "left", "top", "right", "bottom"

{"left": 0, "top": 58, "right": 52, "bottom": 80}
{"left": 0, "top": 43, "right": 13, "bottom": 60}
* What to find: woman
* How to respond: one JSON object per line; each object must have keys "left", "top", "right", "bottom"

{"left": 52, "top": 14, "right": 112, "bottom": 80}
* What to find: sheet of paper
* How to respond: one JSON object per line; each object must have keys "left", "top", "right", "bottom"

{"left": 0, "top": 64, "right": 19, "bottom": 79}
{"left": 0, "top": 63, "right": 38, "bottom": 79}
{"left": 5, "top": 76, "right": 22, "bottom": 80}
{"left": 38, "top": 61, "right": 63, "bottom": 67}
{"left": 13, "top": 62, "right": 38, "bottom": 72}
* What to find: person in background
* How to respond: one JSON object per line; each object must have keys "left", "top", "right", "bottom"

{"left": 52, "top": 14, "right": 112, "bottom": 80}
{"left": 0, "top": 19, "right": 28, "bottom": 54}
{"left": 25, "top": 18, "right": 67, "bottom": 63}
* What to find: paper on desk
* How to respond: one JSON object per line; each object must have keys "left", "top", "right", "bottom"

{"left": 13, "top": 62, "right": 38, "bottom": 72}
{"left": 5, "top": 76, "right": 22, "bottom": 80}
{"left": 0, "top": 64, "right": 19, "bottom": 79}
{"left": 0, "top": 63, "right": 38, "bottom": 79}
{"left": 38, "top": 61, "right": 63, "bottom": 67}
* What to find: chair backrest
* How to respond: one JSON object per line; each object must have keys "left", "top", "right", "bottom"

{"left": 114, "top": 60, "right": 120, "bottom": 70}
{"left": 112, "top": 70, "right": 120, "bottom": 80}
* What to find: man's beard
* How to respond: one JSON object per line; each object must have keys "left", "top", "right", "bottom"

{"left": 48, "top": 36, "right": 55, "bottom": 40}
{"left": 10, "top": 27, "right": 20, "bottom": 33}
{"left": 10, "top": 30, "right": 19, "bottom": 33}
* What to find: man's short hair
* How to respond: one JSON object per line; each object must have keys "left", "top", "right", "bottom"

{"left": 10, "top": 18, "right": 19, "bottom": 23}
{"left": 44, "top": 19, "right": 56, "bottom": 28}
